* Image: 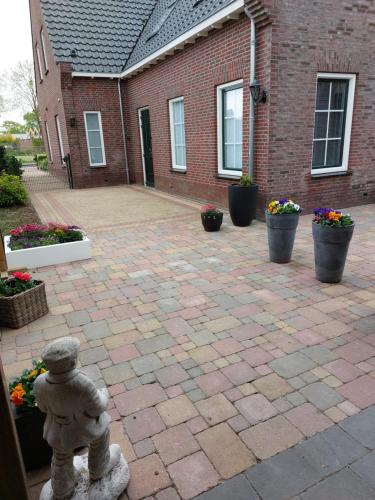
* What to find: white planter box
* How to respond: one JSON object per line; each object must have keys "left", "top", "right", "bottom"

{"left": 4, "top": 235, "right": 92, "bottom": 269}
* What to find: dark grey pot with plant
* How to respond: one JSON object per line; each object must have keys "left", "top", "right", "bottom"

{"left": 228, "top": 175, "right": 258, "bottom": 227}
{"left": 312, "top": 208, "right": 354, "bottom": 283}
{"left": 266, "top": 199, "right": 302, "bottom": 263}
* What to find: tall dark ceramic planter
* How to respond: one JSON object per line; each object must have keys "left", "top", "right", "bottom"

{"left": 13, "top": 406, "right": 52, "bottom": 471}
{"left": 228, "top": 184, "right": 258, "bottom": 227}
{"left": 312, "top": 222, "right": 354, "bottom": 283}
{"left": 201, "top": 212, "right": 223, "bottom": 232}
{"left": 266, "top": 212, "right": 300, "bottom": 263}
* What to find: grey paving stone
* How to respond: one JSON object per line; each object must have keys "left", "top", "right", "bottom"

{"left": 125, "top": 377, "right": 142, "bottom": 390}
{"left": 339, "top": 406, "right": 375, "bottom": 449}
{"left": 301, "top": 346, "right": 336, "bottom": 365}
{"left": 300, "top": 382, "right": 343, "bottom": 411}
{"left": 136, "top": 334, "right": 176, "bottom": 355}
{"left": 286, "top": 392, "right": 307, "bottom": 407}
{"left": 352, "top": 315, "right": 375, "bottom": 334}
{"left": 180, "top": 379, "right": 198, "bottom": 392}
{"left": 300, "top": 372, "right": 318, "bottom": 384}
{"left": 83, "top": 320, "right": 112, "bottom": 340}
{"left": 301, "top": 467, "right": 375, "bottom": 500}
{"left": 16, "top": 331, "right": 43, "bottom": 347}
{"left": 65, "top": 310, "right": 91, "bottom": 327}
{"left": 289, "top": 377, "right": 306, "bottom": 390}
{"left": 213, "top": 294, "right": 241, "bottom": 310}
{"left": 186, "top": 388, "right": 206, "bottom": 402}
{"left": 140, "top": 373, "right": 156, "bottom": 384}
{"left": 181, "top": 359, "right": 198, "bottom": 370}
{"left": 196, "top": 474, "right": 259, "bottom": 500}
{"left": 188, "top": 330, "right": 216, "bottom": 346}
{"left": 246, "top": 448, "right": 322, "bottom": 500}
{"left": 295, "top": 426, "right": 367, "bottom": 477}
{"left": 80, "top": 364, "right": 102, "bottom": 381}
{"left": 102, "top": 362, "right": 134, "bottom": 385}
{"left": 351, "top": 451, "right": 375, "bottom": 489}
{"left": 188, "top": 367, "right": 203, "bottom": 378}
{"left": 131, "top": 354, "right": 163, "bottom": 376}
{"left": 269, "top": 353, "right": 317, "bottom": 379}
{"left": 155, "top": 364, "right": 189, "bottom": 388}
{"left": 79, "top": 346, "right": 108, "bottom": 366}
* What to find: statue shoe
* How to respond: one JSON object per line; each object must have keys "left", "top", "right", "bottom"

{"left": 90, "top": 444, "right": 121, "bottom": 481}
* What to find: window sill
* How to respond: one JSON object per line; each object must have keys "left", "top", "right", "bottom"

{"left": 90, "top": 164, "right": 107, "bottom": 169}
{"left": 170, "top": 168, "right": 186, "bottom": 174}
{"left": 311, "top": 170, "right": 352, "bottom": 179}
{"left": 216, "top": 173, "right": 242, "bottom": 181}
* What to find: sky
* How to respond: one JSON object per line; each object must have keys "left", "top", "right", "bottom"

{"left": 0, "top": 0, "right": 33, "bottom": 125}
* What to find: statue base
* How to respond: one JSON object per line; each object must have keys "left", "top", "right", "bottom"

{"left": 40, "top": 452, "right": 129, "bottom": 500}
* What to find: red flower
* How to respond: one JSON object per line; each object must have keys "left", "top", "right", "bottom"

{"left": 12, "top": 272, "right": 32, "bottom": 282}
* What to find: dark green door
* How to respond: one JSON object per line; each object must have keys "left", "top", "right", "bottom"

{"left": 140, "top": 108, "right": 154, "bottom": 187}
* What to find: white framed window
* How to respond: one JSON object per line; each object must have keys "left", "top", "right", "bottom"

{"left": 169, "top": 97, "right": 186, "bottom": 170}
{"left": 36, "top": 44, "right": 43, "bottom": 82}
{"left": 312, "top": 73, "right": 356, "bottom": 175}
{"left": 45, "top": 121, "right": 53, "bottom": 161}
{"left": 41, "top": 30, "right": 49, "bottom": 72}
{"left": 84, "top": 111, "right": 106, "bottom": 167}
{"left": 217, "top": 79, "right": 243, "bottom": 176}
{"left": 55, "top": 115, "right": 64, "bottom": 163}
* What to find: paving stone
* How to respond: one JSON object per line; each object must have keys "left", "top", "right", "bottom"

{"left": 221, "top": 361, "right": 258, "bottom": 386}
{"left": 196, "top": 371, "right": 232, "bottom": 396}
{"left": 301, "top": 468, "right": 375, "bottom": 500}
{"left": 301, "top": 346, "right": 336, "bottom": 365}
{"left": 167, "top": 451, "right": 220, "bottom": 499}
{"left": 163, "top": 317, "right": 195, "bottom": 337}
{"left": 155, "top": 487, "right": 180, "bottom": 500}
{"left": 352, "top": 315, "right": 375, "bottom": 334}
{"left": 15, "top": 331, "right": 43, "bottom": 347}
{"left": 83, "top": 320, "right": 112, "bottom": 340}
{"left": 180, "top": 379, "right": 197, "bottom": 392}
{"left": 186, "top": 416, "right": 208, "bottom": 434}
{"left": 152, "top": 424, "right": 200, "bottom": 465}
{"left": 285, "top": 403, "right": 333, "bottom": 437}
{"left": 155, "top": 364, "right": 189, "bottom": 388}
{"left": 156, "top": 395, "right": 198, "bottom": 426}
{"left": 351, "top": 450, "right": 375, "bottom": 489}
{"left": 102, "top": 362, "right": 134, "bottom": 385}
{"left": 196, "top": 394, "right": 238, "bottom": 425}
{"left": 246, "top": 447, "right": 322, "bottom": 500}
{"left": 228, "top": 414, "right": 250, "bottom": 432}
{"left": 197, "top": 423, "right": 256, "bottom": 479}
{"left": 131, "top": 354, "right": 163, "bottom": 376}
{"left": 195, "top": 474, "right": 260, "bottom": 500}
{"left": 235, "top": 394, "right": 277, "bottom": 424}
{"left": 65, "top": 310, "right": 91, "bottom": 327}
{"left": 127, "top": 454, "right": 172, "bottom": 500}
{"left": 334, "top": 340, "right": 375, "bottom": 364}
{"left": 253, "top": 373, "right": 293, "bottom": 400}
{"left": 187, "top": 330, "right": 216, "bottom": 346}
{"left": 213, "top": 338, "right": 244, "bottom": 356}
{"left": 286, "top": 392, "right": 307, "bottom": 407}
{"left": 241, "top": 346, "right": 273, "bottom": 367}
{"left": 137, "top": 334, "right": 176, "bottom": 355}
{"left": 269, "top": 353, "right": 317, "bottom": 378}
{"left": 190, "top": 345, "right": 221, "bottom": 364}
{"left": 79, "top": 346, "right": 108, "bottom": 366}
{"left": 240, "top": 415, "right": 303, "bottom": 460}
{"left": 110, "top": 421, "right": 136, "bottom": 463}
{"left": 300, "top": 382, "right": 344, "bottom": 411}
{"left": 205, "top": 316, "right": 241, "bottom": 334}
{"left": 134, "top": 438, "right": 156, "bottom": 458}
{"left": 339, "top": 406, "right": 375, "bottom": 449}
{"left": 186, "top": 388, "right": 206, "bottom": 402}
{"left": 80, "top": 364, "right": 102, "bottom": 381}
{"left": 109, "top": 344, "right": 140, "bottom": 364}
{"left": 114, "top": 384, "right": 167, "bottom": 416}
{"left": 337, "top": 375, "right": 375, "bottom": 409}
{"left": 124, "top": 407, "right": 166, "bottom": 443}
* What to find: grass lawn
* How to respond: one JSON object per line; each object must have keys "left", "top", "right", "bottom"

{"left": 16, "top": 155, "right": 35, "bottom": 165}
{"left": 0, "top": 201, "right": 41, "bottom": 236}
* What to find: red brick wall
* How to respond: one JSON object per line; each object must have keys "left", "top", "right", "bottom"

{"left": 266, "top": 0, "right": 375, "bottom": 212}
{"left": 125, "top": 17, "right": 272, "bottom": 207}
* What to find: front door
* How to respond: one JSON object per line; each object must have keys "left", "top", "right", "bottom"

{"left": 139, "top": 108, "right": 154, "bottom": 187}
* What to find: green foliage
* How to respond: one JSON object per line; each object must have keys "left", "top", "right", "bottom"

{"left": 1, "top": 120, "right": 27, "bottom": 134}
{"left": 23, "top": 111, "right": 39, "bottom": 131}
{"left": 0, "top": 134, "right": 17, "bottom": 145}
{"left": 239, "top": 174, "right": 253, "bottom": 187}
{"left": 38, "top": 158, "right": 49, "bottom": 171}
{"left": 0, "top": 146, "right": 24, "bottom": 177}
{"left": 9, "top": 359, "right": 46, "bottom": 411}
{"left": 0, "top": 173, "right": 27, "bottom": 207}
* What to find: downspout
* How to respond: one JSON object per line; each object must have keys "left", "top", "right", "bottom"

{"left": 118, "top": 77, "right": 130, "bottom": 185}
{"left": 244, "top": 8, "right": 256, "bottom": 179}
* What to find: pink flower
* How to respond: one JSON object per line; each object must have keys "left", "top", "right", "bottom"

{"left": 12, "top": 272, "right": 32, "bottom": 282}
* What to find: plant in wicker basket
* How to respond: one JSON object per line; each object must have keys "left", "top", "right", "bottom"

{"left": 0, "top": 272, "right": 48, "bottom": 329}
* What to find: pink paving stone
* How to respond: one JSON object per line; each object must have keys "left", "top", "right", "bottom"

{"left": 169, "top": 345, "right": 183, "bottom": 355}
{"left": 155, "top": 364, "right": 189, "bottom": 388}
{"left": 221, "top": 361, "right": 258, "bottom": 386}
{"left": 229, "top": 304, "right": 263, "bottom": 318}
{"left": 112, "top": 304, "right": 138, "bottom": 320}
{"left": 114, "top": 384, "right": 167, "bottom": 416}
{"left": 196, "top": 371, "right": 233, "bottom": 396}
{"left": 229, "top": 323, "right": 268, "bottom": 341}
{"left": 166, "top": 386, "right": 184, "bottom": 398}
{"left": 213, "top": 338, "right": 244, "bottom": 356}
{"left": 186, "top": 416, "right": 209, "bottom": 434}
{"left": 293, "top": 329, "right": 326, "bottom": 346}
{"left": 109, "top": 344, "right": 140, "bottom": 364}
{"left": 235, "top": 394, "right": 277, "bottom": 424}
{"left": 224, "top": 388, "right": 244, "bottom": 402}
{"left": 127, "top": 454, "right": 172, "bottom": 500}
{"left": 108, "top": 408, "right": 121, "bottom": 421}
{"left": 152, "top": 424, "right": 200, "bottom": 465}
{"left": 180, "top": 307, "right": 202, "bottom": 320}
{"left": 124, "top": 407, "right": 166, "bottom": 443}
{"left": 285, "top": 316, "right": 315, "bottom": 330}
{"left": 324, "top": 359, "right": 364, "bottom": 382}
{"left": 108, "top": 383, "right": 125, "bottom": 397}
{"left": 356, "top": 361, "right": 374, "bottom": 373}
{"left": 167, "top": 451, "right": 220, "bottom": 499}
{"left": 269, "top": 349, "right": 285, "bottom": 359}
{"left": 255, "top": 365, "right": 273, "bottom": 376}
{"left": 285, "top": 403, "right": 333, "bottom": 437}
{"left": 337, "top": 375, "right": 375, "bottom": 409}
{"left": 162, "top": 318, "right": 194, "bottom": 337}
{"left": 90, "top": 308, "right": 114, "bottom": 321}
{"left": 334, "top": 340, "right": 375, "bottom": 364}
{"left": 241, "top": 347, "right": 273, "bottom": 367}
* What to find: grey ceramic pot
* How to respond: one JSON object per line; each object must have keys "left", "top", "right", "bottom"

{"left": 266, "top": 212, "right": 300, "bottom": 263}
{"left": 312, "top": 222, "right": 354, "bottom": 283}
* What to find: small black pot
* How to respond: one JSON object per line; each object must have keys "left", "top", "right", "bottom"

{"left": 201, "top": 212, "right": 223, "bottom": 232}
{"left": 312, "top": 222, "right": 354, "bottom": 283}
{"left": 228, "top": 184, "right": 258, "bottom": 227}
{"left": 13, "top": 406, "right": 52, "bottom": 471}
{"left": 266, "top": 212, "right": 300, "bottom": 263}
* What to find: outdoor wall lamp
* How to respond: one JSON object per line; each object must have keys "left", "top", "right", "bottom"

{"left": 250, "top": 79, "right": 267, "bottom": 104}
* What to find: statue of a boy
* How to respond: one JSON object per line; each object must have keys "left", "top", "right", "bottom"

{"left": 35, "top": 337, "right": 121, "bottom": 500}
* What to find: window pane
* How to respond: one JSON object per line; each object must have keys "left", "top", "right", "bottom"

{"left": 88, "top": 130, "right": 102, "bottom": 148}
{"left": 224, "top": 118, "right": 235, "bottom": 143}
{"left": 174, "top": 123, "right": 184, "bottom": 145}
{"left": 316, "top": 81, "right": 330, "bottom": 109}
{"left": 312, "top": 141, "right": 326, "bottom": 167}
{"left": 224, "top": 87, "right": 242, "bottom": 119}
{"left": 86, "top": 113, "right": 99, "bottom": 130}
{"left": 331, "top": 81, "right": 348, "bottom": 110}
{"left": 223, "top": 86, "right": 243, "bottom": 171}
{"left": 176, "top": 146, "right": 186, "bottom": 166}
{"left": 314, "top": 112, "right": 328, "bottom": 139}
{"left": 173, "top": 101, "right": 183, "bottom": 123}
{"left": 326, "top": 139, "right": 342, "bottom": 167}
{"left": 90, "top": 147, "right": 103, "bottom": 164}
{"left": 328, "top": 112, "right": 344, "bottom": 138}
{"left": 235, "top": 144, "right": 242, "bottom": 170}
{"left": 225, "top": 144, "right": 235, "bottom": 169}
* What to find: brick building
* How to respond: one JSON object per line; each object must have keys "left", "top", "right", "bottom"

{"left": 30, "top": 0, "right": 375, "bottom": 212}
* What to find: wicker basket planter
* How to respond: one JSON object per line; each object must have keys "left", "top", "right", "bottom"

{"left": 0, "top": 281, "right": 48, "bottom": 329}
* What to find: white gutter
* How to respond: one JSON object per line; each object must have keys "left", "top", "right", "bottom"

{"left": 244, "top": 7, "right": 256, "bottom": 178}
{"left": 71, "top": 0, "right": 244, "bottom": 80}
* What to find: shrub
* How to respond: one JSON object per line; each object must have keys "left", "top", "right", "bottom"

{"left": 38, "top": 158, "right": 49, "bottom": 171}
{"left": 239, "top": 174, "right": 253, "bottom": 187}
{"left": 0, "top": 145, "right": 23, "bottom": 177}
{"left": 0, "top": 173, "right": 27, "bottom": 207}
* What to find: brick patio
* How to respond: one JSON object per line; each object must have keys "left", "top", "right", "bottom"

{"left": 2, "top": 188, "right": 375, "bottom": 499}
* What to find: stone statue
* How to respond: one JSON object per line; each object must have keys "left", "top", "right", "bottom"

{"left": 34, "top": 337, "right": 129, "bottom": 500}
